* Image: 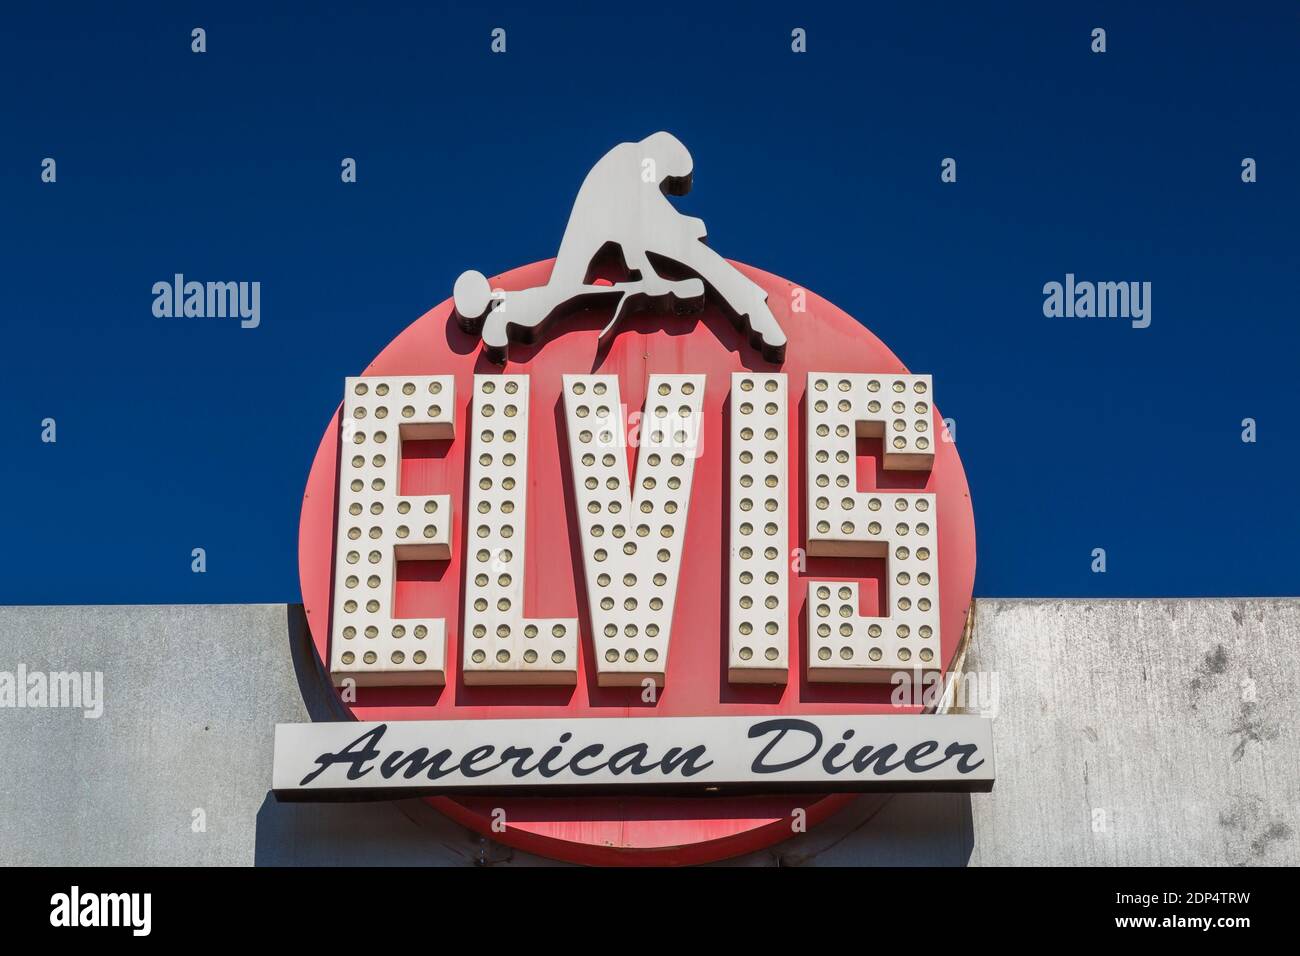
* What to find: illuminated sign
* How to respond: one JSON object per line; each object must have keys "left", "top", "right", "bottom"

{"left": 279, "top": 132, "right": 986, "bottom": 864}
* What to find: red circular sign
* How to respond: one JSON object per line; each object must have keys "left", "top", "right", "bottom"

{"left": 298, "top": 259, "right": 976, "bottom": 865}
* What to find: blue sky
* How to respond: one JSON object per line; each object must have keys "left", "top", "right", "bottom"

{"left": 2, "top": 2, "right": 1297, "bottom": 602}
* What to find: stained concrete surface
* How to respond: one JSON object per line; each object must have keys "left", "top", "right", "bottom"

{"left": 0, "top": 600, "right": 1294, "bottom": 866}
{"left": 963, "top": 599, "right": 1298, "bottom": 866}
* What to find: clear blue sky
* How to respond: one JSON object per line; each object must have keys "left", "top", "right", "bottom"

{"left": 2, "top": 2, "right": 1296, "bottom": 603}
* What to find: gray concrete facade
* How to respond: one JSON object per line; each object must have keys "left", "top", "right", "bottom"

{"left": 0, "top": 599, "right": 1295, "bottom": 866}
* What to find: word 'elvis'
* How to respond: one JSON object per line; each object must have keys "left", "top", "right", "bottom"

{"left": 328, "top": 371, "right": 942, "bottom": 689}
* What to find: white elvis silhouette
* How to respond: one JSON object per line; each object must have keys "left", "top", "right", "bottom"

{"left": 453, "top": 132, "right": 786, "bottom": 364}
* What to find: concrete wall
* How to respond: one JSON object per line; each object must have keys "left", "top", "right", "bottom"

{"left": 0, "top": 599, "right": 1295, "bottom": 866}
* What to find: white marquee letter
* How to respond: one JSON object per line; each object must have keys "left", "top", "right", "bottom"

{"left": 805, "top": 372, "right": 939, "bottom": 680}
{"left": 728, "top": 373, "right": 789, "bottom": 683}
{"left": 562, "top": 374, "right": 704, "bottom": 686}
{"left": 329, "top": 376, "right": 454, "bottom": 685}
{"left": 463, "top": 375, "right": 578, "bottom": 684}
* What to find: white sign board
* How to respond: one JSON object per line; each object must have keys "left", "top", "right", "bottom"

{"left": 273, "top": 715, "right": 994, "bottom": 798}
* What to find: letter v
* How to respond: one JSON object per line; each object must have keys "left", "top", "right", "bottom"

{"left": 562, "top": 374, "right": 705, "bottom": 687}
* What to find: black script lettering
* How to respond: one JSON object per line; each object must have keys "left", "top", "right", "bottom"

{"left": 903, "top": 740, "right": 944, "bottom": 772}
{"left": 300, "top": 724, "right": 385, "bottom": 785}
{"left": 568, "top": 744, "right": 607, "bottom": 775}
{"left": 537, "top": 732, "right": 574, "bottom": 777}
{"left": 498, "top": 746, "right": 539, "bottom": 777}
{"left": 851, "top": 743, "right": 903, "bottom": 775}
{"left": 381, "top": 747, "right": 456, "bottom": 780}
{"left": 749, "top": 718, "right": 822, "bottom": 774}
{"left": 822, "top": 730, "right": 857, "bottom": 774}
{"left": 944, "top": 741, "right": 986, "bottom": 773}
{"left": 607, "top": 743, "right": 652, "bottom": 774}
{"left": 658, "top": 745, "right": 714, "bottom": 777}
{"left": 460, "top": 744, "right": 502, "bottom": 777}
